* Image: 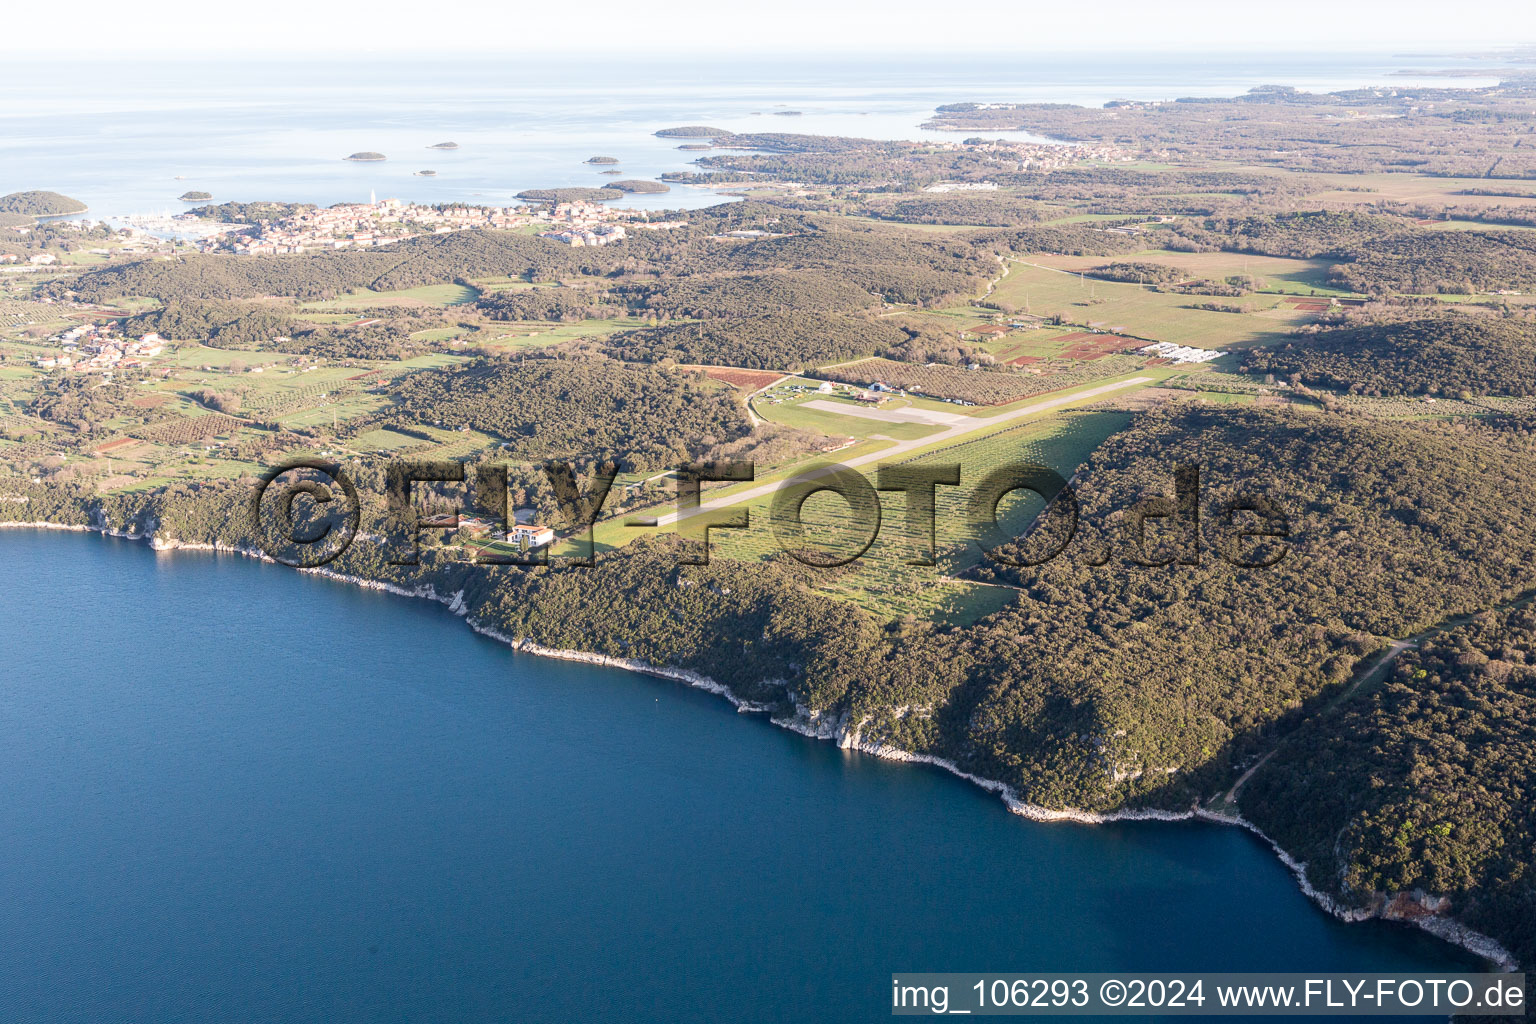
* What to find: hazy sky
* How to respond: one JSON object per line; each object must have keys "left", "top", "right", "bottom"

{"left": 3, "top": 0, "right": 1533, "bottom": 54}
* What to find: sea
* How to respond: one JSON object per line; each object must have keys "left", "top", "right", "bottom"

{"left": 0, "top": 531, "right": 1480, "bottom": 1022}
{"left": 0, "top": 53, "right": 1508, "bottom": 1022}
{"left": 0, "top": 52, "right": 1511, "bottom": 221}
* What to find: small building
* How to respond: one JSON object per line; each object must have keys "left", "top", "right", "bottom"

{"left": 28, "top": 253, "right": 58, "bottom": 265}
{"left": 507, "top": 524, "right": 556, "bottom": 549}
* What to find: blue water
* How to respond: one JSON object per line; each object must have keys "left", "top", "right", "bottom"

{"left": 0, "top": 531, "right": 1476, "bottom": 1022}
{"left": 0, "top": 53, "right": 1507, "bottom": 220}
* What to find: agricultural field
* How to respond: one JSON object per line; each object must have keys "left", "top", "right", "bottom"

{"left": 697, "top": 408, "right": 1133, "bottom": 622}
{"left": 133, "top": 413, "right": 245, "bottom": 444}
{"left": 818, "top": 355, "right": 1147, "bottom": 405}
{"left": 1159, "top": 370, "right": 1286, "bottom": 397}
{"left": 686, "top": 366, "right": 786, "bottom": 391}
{"left": 1043, "top": 249, "right": 1345, "bottom": 296}
{"left": 1336, "top": 393, "right": 1536, "bottom": 420}
{"left": 0, "top": 299, "right": 70, "bottom": 331}
{"left": 474, "top": 315, "right": 647, "bottom": 352}
{"left": 991, "top": 260, "right": 1315, "bottom": 349}
{"left": 298, "top": 283, "right": 482, "bottom": 310}
{"left": 760, "top": 395, "right": 945, "bottom": 443}
{"left": 1298, "top": 171, "right": 1536, "bottom": 211}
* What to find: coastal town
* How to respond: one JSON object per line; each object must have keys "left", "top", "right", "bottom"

{"left": 927, "top": 136, "right": 1135, "bottom": 171}
{"left": 196, "top": 196, "right": 681, "bottom": 254}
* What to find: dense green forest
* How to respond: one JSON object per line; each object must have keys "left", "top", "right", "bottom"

{"left": 1242, "top": 315, "right": 1536, "bottom": 397}
{"left": 609, "top": 272, "right": 877, "bottom": 319}
{"left": 1246, "top": 603, "right": 1536, "bottom": 971}
{"left": 124, "top": 301, "right": 305, "bottom": 348}
{"left": 476, "top": 288, "right": 621, "bottom": 322}
{"left": 366, "top": 357, "right": 751, "bottom": 470}
{"left": 603, "top": 312, "right": 909, "bottom": 368}
{"left": 965, "top": 406, "right": 1536, "bottom": 810}
{"left": 0, "top": 190, "right": 87, "bottom": 218}
{"left": 52, "top": 216, "right": 990, "bottom": 307}
{"left": 1161, "top": 210, "right": 1404, "bottom": 259}
{"left": 122, "top": 300, "right": 453, "bottom": 359}
{"left": 514, "top": 187, "right": 622, "bottom": 203}
{"left": 28, "top": 377, "right": 143, "bottom": 431}
{"left": 973, "top": 224, "right": 1146, "bottom": 258}
{"left": 187, "top": 200, "right": 317, "bottom": 223}
{"left": 864, "top": 193, "right": 1047, "bottom": 226}
{"left": 607, "top": 180, "right": 670, "bottom": 193}
{"left": 710, "top": 230, "right": 991, "bottom": 305}
{"left": 924, "top": 82, "right": 1536, "bottom": 177}
{"left": 1327, "top": 230, "right": 1536, "bottom": 294}
{"left": 1085, "top": 261, "right": 1185, "bottom": 285}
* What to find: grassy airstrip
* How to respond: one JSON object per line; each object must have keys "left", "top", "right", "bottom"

{"left": 991, "top": 259, "right": 1315, "bottom": 350}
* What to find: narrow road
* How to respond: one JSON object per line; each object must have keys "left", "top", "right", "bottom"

{"left": 644, "top": 376, "right": 1153, "bottom": 528}
{"left": 1213, "top": 592, "right": 1536, "bottom": 813}
{"left": 1213, "top": 641, "right": 1411, "bottom": 810}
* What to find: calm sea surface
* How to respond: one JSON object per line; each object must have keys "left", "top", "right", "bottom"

{"left": 0, "top": 531, "right": 1477, "bottom": 1022}
{"left": 0, "top": 53, "right": 1505, "bottom": 219}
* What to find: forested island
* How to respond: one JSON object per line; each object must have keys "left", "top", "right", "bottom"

{"left": 187, "top": 200, "right": 316, "bottom": 223}
{"left": 514, "top": 187, "right": 622, "bottom": 203}
{"left": 654, "top": 125, "right": 730, "bottom": 138}
{"left": 0, "top": 190, "right": 88, "bottom": 222}
{"left": 607, "top": 180, "right": 669, "bottom": 193}
{"left": 8, "top": 76, "right": 1536, "bottom": 977}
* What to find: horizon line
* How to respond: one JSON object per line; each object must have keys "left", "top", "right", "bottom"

{"left": 1, "top": 44, "right": 1534, "bottom": 60}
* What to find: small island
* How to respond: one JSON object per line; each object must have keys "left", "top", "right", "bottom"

{"left": 607, "top": 180, "right": 670, "bottom": 194}
{"left": 345, "top": 152, "right": 387, "bottom": 162}
{"left": 655, "top": 126, "right": 730, "bottom": 138}
{"left": 428, "top": 141, "right": 460, "bottom": 150}
{"left": 414, "top": 170, "right": 438, "bottom": 177}
{"left": 514, "top": 187, "right": 623, "bottom": 203}
{"left": 187, "top": 200, "right": 315, "bottom": 222}
{"left": 677, "top": 144, "right": 712, "bottom": 151}
{"left": 586, "top": 156, "right": 620, "bottom": 165}
{"left": 178, "top": 191, "right": 214, "bottom": 202}
{"left": 599, "top": 169, "right": 622, "bottom": 175}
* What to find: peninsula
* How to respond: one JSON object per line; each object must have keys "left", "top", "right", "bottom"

{"left": 0, "top": 190, "right": 89, "bottom": 223}
{"left": 654, "top": 125, "right": 730, "bottom": 137}
{"left": 6, "top": 79, "right": 1536, "bottom": 980}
